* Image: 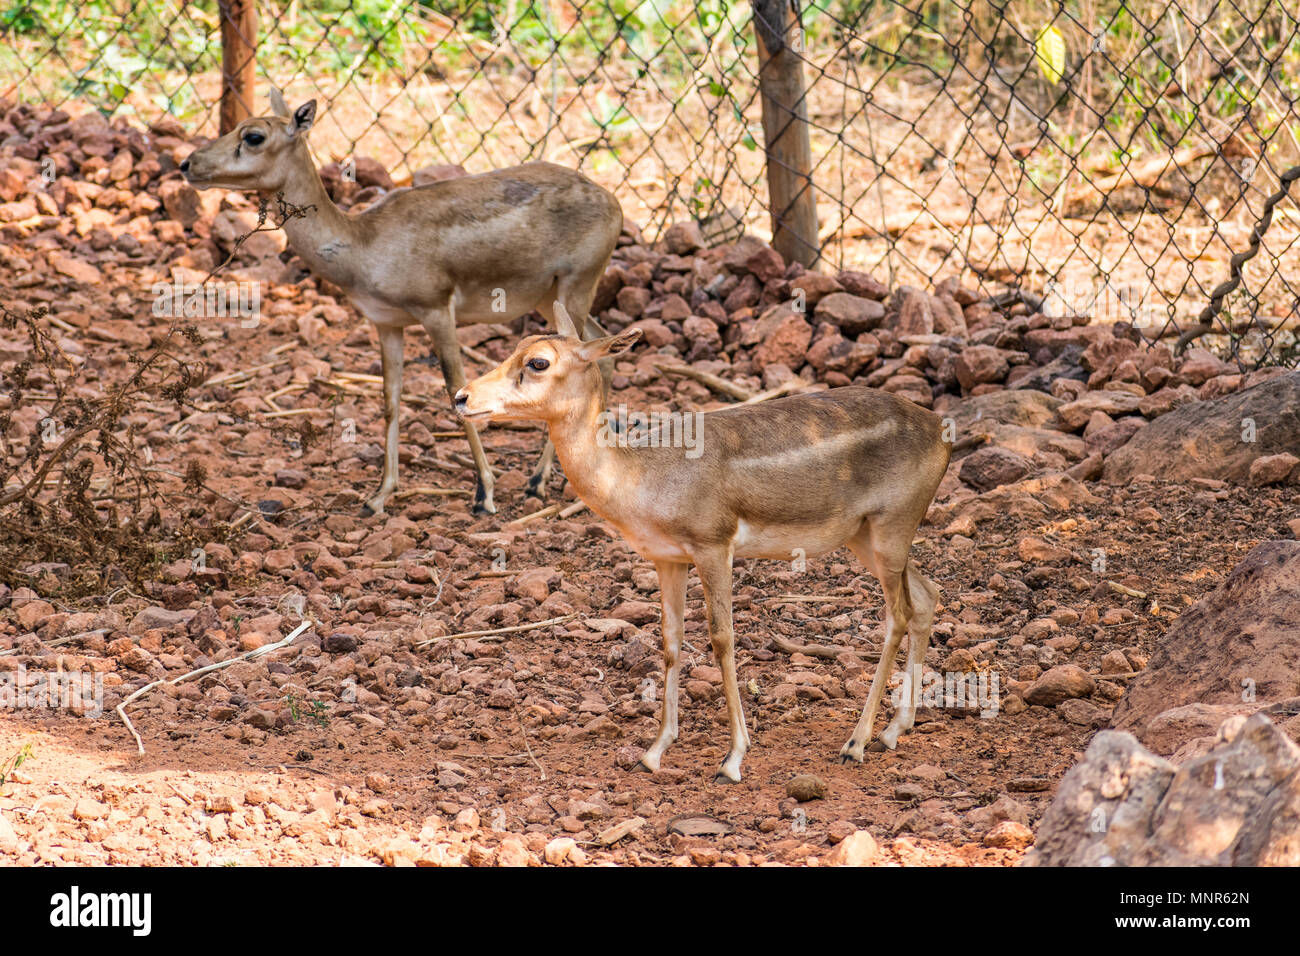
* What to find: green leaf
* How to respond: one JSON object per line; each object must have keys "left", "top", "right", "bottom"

{"left": 1035, "top": 25, "right": 1066, "bottom": 85}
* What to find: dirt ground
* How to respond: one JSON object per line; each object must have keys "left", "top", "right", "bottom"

{"left": 0, "top": 296, "right": 1286, "bottom": 865}
{"left": 0, "top": 97, "right": 1294, "bottom": 867}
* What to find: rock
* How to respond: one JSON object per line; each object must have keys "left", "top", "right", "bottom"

{"left": 1249, "top": 453, "right": 1299, "bottom": 486}
{"left": 544, "top": 836, "right": 584, "bottom": 866}
{"left": 836, "top": 270, "right": 889, "bottom": 300}
{"left": 1058, "top": 697, "right": 1108, "bottom": 727}
{"left": 967, "top": 795, "right": 1030, "bottom": 829}
{"left": 1111, "top": 541, "right": 1300, "bottom": 735}
{"left": 411, "top": 163, "right": 468, "bottom": 186}
{"left": 806, "top": 332, "right": 877, "bottom": 378}
{"left": 323, "top": 632, "right": 358, "bottom": 654}
{"left": 1018, "top": 537, "right": 1072, "bottom": 563}
{"left": 1024, "top": 665, "right": 1095, "bottom": 707}
{"left": 1104, "top": 371, "right": 1300, "bottom": 484}
{"left": 723, "top": 236, "right": 785, "bottom": 282}
{"left": 662, "top": 220, "right": 705, "bottom": 255}
{"left": 983, "top": 820, "right": 1033, "bottom": 849}
{"left": 814, "top": 292, "right": 885, "bottom": 336}
{"left": 1177, "top": 347, "right": 1230, "bottom": 385}
{"left": 891, "top": 286, "right": 934, "bottom": 335}
{"left": 958, "top": 446, "right": 1031, "bottom": 491}
{"left": 1056, "top": 390, "right": 1145, "bottom": 431}
{"left": 131, "top": 606, "right": 188, "bottom": 632}
{"left": 754, "top": 307, "right": 812, "bottom": 370}
{"left": 786, "top": 774, "right": 827, "bottom": 802}
{"left": 1084, "top": 416, "right": 1145, "bottom": 455}
{"left": 789, "top": 271, "right": 843, "bottom": 306}
{"left": 0, "top": 811, "right": 19, "bottom": 852}
{"left": 1025, "top": 714, "right": 1300, "bottom": 866}
{"left": 158, "top": 180, "right": 201, "bottom": 227}
{"left": 824, "top": 829, "right": 877, "bottom": 865}
{"left": 73, "top": 799, "right": 108, "bottom": 821}
{"left": 1013, "top": 345, "right": 1088, "bottom": 392}
{"left": 1135, "top": 702, "right": 1259, "bottom": 757}
{"left": 353, "top": 156, "right": 394, "bottom": 191}
{"left": 954, "top": 345, "right": 1010, "bottom": 390}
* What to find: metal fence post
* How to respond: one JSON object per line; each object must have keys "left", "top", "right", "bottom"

{"left": 219, "top": 0, "right": 259, "bottom": 134}
{"left": 752, "top": 0, "right": 820, "bottom": 268}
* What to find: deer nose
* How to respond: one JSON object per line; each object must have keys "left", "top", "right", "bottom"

{"left": 453, "top": 389, "right": 469, "bottom": 414}
{"left": 179, "top": 157, "right": 191, "bottom": 174}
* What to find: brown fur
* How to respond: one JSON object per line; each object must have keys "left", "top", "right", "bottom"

{"left": 181, "top": 94, "right": 622, "bottom": 515}
{"left": 457, "top": 318, "right": 952, "bottom": 781}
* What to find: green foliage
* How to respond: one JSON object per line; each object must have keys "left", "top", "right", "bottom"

{"left": 0, "top": 743, "right": 34, "bottom": 790}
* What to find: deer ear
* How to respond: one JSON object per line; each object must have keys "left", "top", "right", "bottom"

{"left": 289, "top": 100, "right": 316, "bottom": 136}
{"left": 576, "top": 327, "right": 642, "bottom": 363}
{"left": 269, "top": 86, "right": 291, "bottom": 118}
{"left": 553, "top": 301, "right": 580, "bottom": 337}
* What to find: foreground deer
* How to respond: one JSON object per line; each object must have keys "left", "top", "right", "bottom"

{"left": 455, "top": 304, "right": 951, "bottom": 782}
{"left": 180, "top": 90, "right": 622, "bottom": 515}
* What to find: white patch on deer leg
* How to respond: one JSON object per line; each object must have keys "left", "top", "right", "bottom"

{"left": 840, "top": 605, "right": 904, "bottom": 762}
{"left": 366, "top": 324, "right": 405, "bottom": 515}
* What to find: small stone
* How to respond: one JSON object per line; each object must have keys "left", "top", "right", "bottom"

{"left": 1024, "top": 665, "right": 1095, "bottom": 707}
{"left": 73, "top": 799, "right": 108, "bottom": 821}
{"left": 824, "top": 830, "right": 878, "bottom": 866}
{"left": 786, "top": 774, "right": 827, "bottom": 802}
{"left": 983, "top": 820, "right": 1034, "bottom": 849}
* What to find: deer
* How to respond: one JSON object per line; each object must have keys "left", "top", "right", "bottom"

{"left": 179, "top": 88, "right": 622, "bottom": 517}
{"left": 454, "top": 303, "right": 952, "bottom": 783}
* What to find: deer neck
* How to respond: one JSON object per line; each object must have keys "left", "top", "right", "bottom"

{"left": 264, "top": 144, "right": 360, "bottom": 287}
{"left": 545, "top": 391, "right": 635, "bottom": 516}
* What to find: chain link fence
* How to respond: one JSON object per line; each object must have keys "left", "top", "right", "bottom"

{"left": 2, "top": 0, "right": 1298, "bottom": 366}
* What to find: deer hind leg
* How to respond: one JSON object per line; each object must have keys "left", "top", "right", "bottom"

{"left": 695, "top": 546, "right": 749, "bottom": 783}
{"left": 840, "top": 522, "right": 915, "bottom": 762}
{"left": 526, "top": 281, "right": 608, "bottom": 500}
{"left": 420, "top": 305, "right": 496, "bottom": 515}
{"left": 878, "top": 564, "right": 939, "bottom": 750}
{"left": 639, "top": 560, "right": 686, "bottom": 773}
{"left": 362, "top": 323, "right": 405, "bottom": 517}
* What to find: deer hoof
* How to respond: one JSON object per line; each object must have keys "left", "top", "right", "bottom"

{"left": 471, "top": 481, "right": 497, "bottom": 516}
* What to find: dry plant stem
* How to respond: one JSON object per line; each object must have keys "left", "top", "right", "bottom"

{"left": 117, "top": 621, "right": 312, "bottom": 755}
{"left": 415, "top": 612, "right": 579, "bottom": 647}
{"left": 770, "top": 636, "right": 851, "bottom": 659}
{"left": 656, "top": 363, "right": 754, "bottom": 401}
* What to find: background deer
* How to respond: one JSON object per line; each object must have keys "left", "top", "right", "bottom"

{"left": 455, "top": 304, "right": 952, "bottom": 783}
{"left": 180, "top": 89, "right": 622, "bottom": 515}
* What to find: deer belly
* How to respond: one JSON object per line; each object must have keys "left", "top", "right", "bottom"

{"left": 731, "top": 517, "right": 858, "bottom": 561}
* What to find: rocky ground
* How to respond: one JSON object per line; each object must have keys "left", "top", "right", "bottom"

{"left": 0, "top": 101, "right": 1297, "bottom": 866}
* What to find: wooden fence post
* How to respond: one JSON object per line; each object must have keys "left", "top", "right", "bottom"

{"left": 219, "top": 0, "right": 259, "bottom": 134}
{"left": 752, "top": 0, "right": 820, "bottom": 268}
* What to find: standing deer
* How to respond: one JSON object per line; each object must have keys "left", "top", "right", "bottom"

{"left": 180, "top": 89, "right": 622, "bottom": 515}
{"left": 455, "top": 304, "right": 951, "bottom": 783}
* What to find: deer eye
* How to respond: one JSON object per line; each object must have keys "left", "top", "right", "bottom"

{"left": 526, "top": 357, "right": 550, "bottom": 372}
{"left": 242, "top": 130, "right": 266, "bottom": 146}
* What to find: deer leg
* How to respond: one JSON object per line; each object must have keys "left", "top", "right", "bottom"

{"left": 841, "top": 525, "right": 914, "bottom": 762}
{"left": 878, "top": 564, "right": 939, "bottom": 749}
{"left": 362, "top": 323, "right": 405, "bottom": 517}
{"left": 421, "top": 306, "right": 496, "bottom": 516}
{"left": 639, "top": 560, "right": 686, "bottom": 773}
{"left": 696, "top": 546, "right": 748, "bottom": 783}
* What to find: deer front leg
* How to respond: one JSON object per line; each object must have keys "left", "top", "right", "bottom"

{"left": 878, "top": 565, "right": 939, "bottom": 749}
{"left": 696, "top": 547, "right": 749, "bottom": 784}
{"left": 362, "top": 323, "right": 404, "bottom": 517}
{"left": 639, "top": 560, "right": 686, "bottom": 773}
{"left": 421, "top": 306, "right": 496, "bottom": 515}
{"left": 841, "top": 536, "right": 913, "bottom": 761}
